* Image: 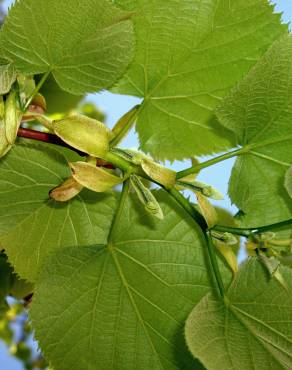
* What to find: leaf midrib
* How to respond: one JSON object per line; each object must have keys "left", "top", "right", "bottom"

{"left": 229, "top": 304, "right": 292, "bottom": 367}
{"left": 109, "top": 247, "right": 166, "bottom": 370}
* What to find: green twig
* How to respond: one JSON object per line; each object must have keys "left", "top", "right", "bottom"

{"left": 167, "top": 187, "right": 208, "bottom": 231}
{"left": 212, "top": 218, "right": 292, "bottom": 238}
{"left": 107, "top": 180, "right": 130, "bottom": 244}
{"left": 206, "top": 232, "right": 226, "bottom": 298}
{"left": 176, "top": 147, "right": 249, "bottom": 179}
{"left": 24, "top": 71, "right": 50, "bottom": 112}
{"left": 110, "top": 105, "right": 140, "bottom": 148}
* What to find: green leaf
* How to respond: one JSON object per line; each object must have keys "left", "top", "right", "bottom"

{"left": 0, "top": 58, "right": 16, "bottom": 95}
{"left": 113, "top": 0, "right": 287, "bottom": 160}
{"left": 0, "top": 0, "right": 135, "bottom": 95}
{"left": 185, "top": 257, "right": 292, "bottom": 370}
{"left": 30, "top": 191, "right": 213, "bottom": 370}
{"left": 217, "top": 35, "right": 292, "bottom": 235}
{"left": 0, "top": 251, "right": 33, "bottom": 299}
{"left": 0, "top": 252, "right": 13, "bottom": 298}
{"left": 285, "top": 166, "right": 292, "bottom": 198}
{"left": 0, "top": 142, "right": 117, "bottom": 281}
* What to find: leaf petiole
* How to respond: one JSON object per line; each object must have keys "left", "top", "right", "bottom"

{"left": 212, "top": 218, "right": 292, "bottom": 238}
{"left": 176, "top": 147, "right": 249, "bottom": 179}
{"left": 23, "top": 71, "right": 50, "bottom": 112}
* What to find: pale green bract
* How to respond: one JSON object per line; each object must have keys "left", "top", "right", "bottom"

{"left": 0, "top": 0, "right": 135, "bottom": 95}
{"left": 113, "top": 0, "right": 287, "bottom": 160}
{"left": 0, "top": 142, "right": 117, "bottom": 281}
{"left": 217, "top": 35, "right": 292, "bottom": 235}
{"left": 185, "top": 258, "right": 292, "bottom": 370}
{"left": 30, "top": 191, "right": 212, "bottom": 370}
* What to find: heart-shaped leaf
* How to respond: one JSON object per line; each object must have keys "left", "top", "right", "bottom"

{"left": 0, "top": 142, "right": 117, "bottom": 281}
{"left": 114, "top": 0, "right": 287, "bottom": 160}
{"left": 30, "top": 190, "right": 213, "bottom": 370}
{"left": 0, "top": 0, "right": 135, "bottom": 95}
{"left": 185, "top": 257, "right": 292, "bottom": 370}
{"left": 217, "top": 35, "right": 292, "bottom": 235}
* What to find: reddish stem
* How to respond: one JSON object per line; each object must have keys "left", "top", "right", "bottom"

{"left": 17, "top": 128, "right": 114, "bottom": 168}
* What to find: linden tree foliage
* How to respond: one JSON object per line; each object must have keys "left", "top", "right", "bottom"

{"left": 0, "top": 1, "right": 291, "bottom": 370}
{"left": 0, "top": 0, "right": 135, "bottom": 94}
{"left": 217, "top": 35, "right": 292, "bottom": 236}
{"left": 113, "top": 0, "right": 287, "bottom": 160}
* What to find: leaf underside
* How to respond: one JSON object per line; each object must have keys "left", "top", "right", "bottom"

{"left": 114, "top": 0, "right": 287, "bottom": 160}
{"left": 30, "top": 191, "right": 213, "bottom": 370}
{"left": 185, "top": 258, "right": 292, "bottom": 370}
{"left": 0, "top": 142, "right": 117, "bottom": 281}
{"left": 0, "top": 0, "right": 135, "bottom": 95}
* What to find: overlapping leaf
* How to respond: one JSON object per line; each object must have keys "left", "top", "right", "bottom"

{"left": 114, "top": 0, "right": 287, "bottom": 160}
{"left": 0, "top": 142, "right": 117, "bottom": 281}
{"left": 0, "top": 0, "right": 134, "bottom": 94}
{"left": 185, "top": 258, "right": 292, "bottom": 370}
{"left": 217, "top": 35, "right": 292, "bottom": 235}
{"left": 30, "top": 191, "right": 218, "bottom": 370}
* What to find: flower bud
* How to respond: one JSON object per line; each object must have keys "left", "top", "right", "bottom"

{"left": 49, "top": 177, "right": 83, "bottom": 202}
{"left": 53, "top": 115, "right": 111, "bottom": 158}
{"left": 259, "top": 254, "right": 288, "bottom": 291}
{"left": 176, "top": 180, "right": 223, "bottom": 200}
{"left": 211, "top": 231, "right": 238, "bottom": 246}
{"left": 130, "top": 174, "right": 164, "bottom": 220}
{"left": 69, "top": 161, "right": 122, "bottom": 192}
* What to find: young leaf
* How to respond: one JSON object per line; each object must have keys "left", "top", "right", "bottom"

{"left": 0, "top": 58, "right": 16, "bottom": 95}
{"left": 0, "top": 97, "right": 10, "bottom": 157}
{"left": 114, "top": 0, "right": 287, "bottom": 160}
{"left": 141, "top": 158, "right": 176, "bottom": 189}
{"left": 49, "top": 176, "right": 83, "bottom": 202}
{"left": 0, "top": 0, "right": 135, "bottom": 95}
{"left": 110, "top": 105, "right": 140, "bottom": 147}
{"left": 69, "top": 161, "right": 123, "bottom": 192}
{"left": 185, "top": 258, "right": 292, "bottom": 370}
{"left": 130, "top": 174, "right": 163, "bottom": 219}
{"left": 53, "top": 115, "right": 111, "bottom": 158}
{"left": 285, "top": 166, "right": 292, "bottom": 198}
{"left": 196, "top": 193, "right": 218, "bottom": 228}
{"left": 217, "top": 35, "right": 292, "bottom": 236}
{"left": 0, "top": 143, "right": 118, "bottom": 281}
{"left": 30, "top": 191, "right": 216, "bottom": 370}
{"left": 4, "top": 89, "right": 22, "bottom": 145}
